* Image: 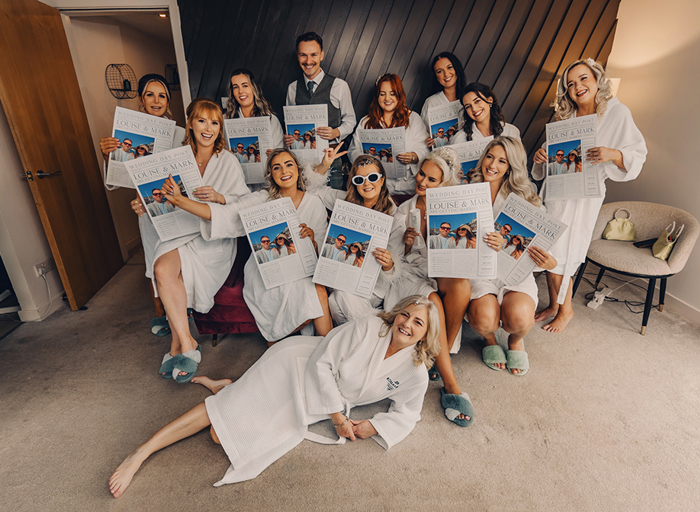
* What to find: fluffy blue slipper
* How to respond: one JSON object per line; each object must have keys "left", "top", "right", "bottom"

{"left": 173, "top": 345, "right": 202, "bottom": 384}
{"left": 440, "top": 388, "right": 474, "bottom": 427}
{"left": 482, "top": 344, "right": 507, "bottom": 371}
{"left": 428, "top": 363, "right": 441, "bottom": 382}
{"left": 159, "top": 353, "right": 182, "bottom": 379}
{"left": 506, "top": 350, "right": 530, "bottom": 376}
{"left": 150, "top": 316, "right": 171, "bottom": 337}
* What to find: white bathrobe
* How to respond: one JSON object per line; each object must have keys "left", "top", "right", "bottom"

{"left": 305, "top": 183, "right": 406, "bottom": 323}
{"left": 138, "top": 125, "right": 187, "bottom": 279}
{"left": 531, "top": 97, "right": 647, "bottom": 303}
{"left": 347, "top": 112, "right": 430, "bottom": 194}
{"left": 150, "top": 150, "right": 251, "bottom": 313}
{"left": 205, "top": 315, "right": 429, "bottom": 485}
{"left": 450, "top": 121, "right": 520, "bottom": 144}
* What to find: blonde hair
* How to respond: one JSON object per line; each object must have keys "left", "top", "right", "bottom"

{"left": 265, "top": 148, "right": 306, "bottom": 200}
{"left": 377, "top": 295, "right": 440, "bottom": 368}
{"left": 470, "top": 136, "right": 541, "bottom": 207}
{"left": 553, "top": 58, "right": 613, "bottom": 120}
{"left": 419, "top": 147, "right": 460, "bottom": 187}
{"left": 183, "top": 98, "right": 226, "bottom": 155}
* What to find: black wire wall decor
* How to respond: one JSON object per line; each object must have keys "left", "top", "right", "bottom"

{"left": 165, "top": 64, "right": 180, "bottom": 91}
{"left": 105, "top": 64, "right": 138, "bottom": 99}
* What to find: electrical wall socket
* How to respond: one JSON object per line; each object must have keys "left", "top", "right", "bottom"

{"left": 34, "top": 258, "right": 56, "bottom": 277}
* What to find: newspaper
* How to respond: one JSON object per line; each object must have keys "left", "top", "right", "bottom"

{"left": 426, "top": 183, "right": 496, "bottom": 279}
{"left": 312, "top": 199, "right": 393, "bottom": 299}
{"left": 450, "top": 137, "right": 493, "bottom": 184}
{"left": 544, "top": 114, "right": 599, "bottom": 200}
{"left": 105, "top": 107, "right": 177, "bottom": 189}
{"left": 356, "top": 127, "right": 407, "bottom": 179}
{"left": 494, "top": 193, "right": 567, "bottom": 286}
{"left": 283, "top": 104, "right": 329, "bottom": 164}
{"left": 124, "top": 146, "right": 204, "bottom": 242}
{"left": 239, "top": 197, "right": 317, "bottom": 290}
{"left": 225, "top": 116, "right": 273, "bottom": 185}
{"left": 427, "top": 100, "right": 464, "bottom": 149}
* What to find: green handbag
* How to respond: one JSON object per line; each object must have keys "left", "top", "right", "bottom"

{"left": 603, "top": 208, "right": 636, "bottom": 241}
{"left": 652, "top": 221, "right": 684, "bottom": 260}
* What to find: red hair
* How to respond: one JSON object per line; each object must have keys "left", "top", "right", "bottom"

{"left": 366, "top": 74, "right": 410, "bottom": 129}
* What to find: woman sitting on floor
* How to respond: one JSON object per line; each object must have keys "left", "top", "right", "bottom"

{"left": 467, "top": 136, "right": 557, "bottom": 376}
{"left": 109, "top": 295, "right": 440, "bottom": 496}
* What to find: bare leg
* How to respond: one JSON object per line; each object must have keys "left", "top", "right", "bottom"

{"left": 540, "top": 273, "right": 574, "bottom": 333}
{"left": 109, "top": 403, "right": 211, "bottom": 498}
{"left": 153, "top": 250, "right": 198, "bottom": 357}
{"left": 150, "top": 283, "right": 166, "bottom": 318}
{"left": 191, "top": 376, "right": 232, "bottom": 394}
{"left": 534, "top": 271, "right": 559, "bottom": 322}
{"left": 436, "top": 278, "right": 471, "bottom": 351}
{"left": 428, "top": 293, "right": 468, "bottom": 421}
{"left": 501, "top": 292, "right": 536, "bottom": 374}
{"left": 312, "top": 284, "right": 333, "bottom": 336}
{"left": 467, "top": 295, "right": 502, "bottom": 368}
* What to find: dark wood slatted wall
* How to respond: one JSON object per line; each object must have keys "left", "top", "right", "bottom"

{"left": 178, "top": 0, "right": 620, "bottom": 161}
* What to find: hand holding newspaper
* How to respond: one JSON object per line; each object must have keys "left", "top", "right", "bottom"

{"left": 312, "top": 200, "right": 393, "bottom": 299}
{"left": 124, "top": 146, "right": 204, "bottom": 242}
{"left": 239, "top": 197, "right": 318, "bottom": 290}
{"left": 225, "top": 116, "right": 273, "bottom": 185}
{"left": 450, "top": 137, "right": 493, "bottom": 184}
{"left": 356, "top": 127, "right": 408, "bottom": 179}
{"left": 494, "top": 193, "right": 567, "bottom": 286}
{"left": 544, "top": 115, "right": 600, "bottom": 200}
{"left": 283, "top": 104, "right": 329, "bottom": 164}
{"left": 426, "top": 183, "right": 496, "bottom": 279}
{"left": 106, "top": 107, "right": 177, "bottom": 189}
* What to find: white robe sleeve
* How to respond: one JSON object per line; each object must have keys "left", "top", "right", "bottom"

{"left": 304, "top": 321, "right": 370, "bottom": 415}
{"left": 201, "top": 190, "right": 269, "bottom": 240}
{"left": 348, "top": 116, "right": 368, "bottom": 164}
{"left": 369, "top": 377, "right": 428, "bottom": 450}
{"left": 407, "top": 111, "right": 430, "bottom": 163}
{"left": 270, "top": 115, "right": 285, "bottom": 149}
{"left": 373, "top": 212, "right": 406, "bottom": 298}
{"left": 303, "top": 165, "right": 346, "bottom": 211}
{"left": 598, "top": 100, "right": 647, "bottom": 182}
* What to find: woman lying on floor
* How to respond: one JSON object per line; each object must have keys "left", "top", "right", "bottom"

{"left": 109, "top": 295, "right": 440, "bottom": 497}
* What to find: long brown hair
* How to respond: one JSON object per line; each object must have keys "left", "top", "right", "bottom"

{"left": 366, "top": 74, "right": 410, "bottom": 129}
{"left": 344, "top": 156, "right": 394, "bottom": 215}
{"left": 183, "top": 98, "right": 226, "bottom": 155}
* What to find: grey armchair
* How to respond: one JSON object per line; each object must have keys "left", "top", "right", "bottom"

{"left": 571, "top": 201, "right": 699, "bottom": 334}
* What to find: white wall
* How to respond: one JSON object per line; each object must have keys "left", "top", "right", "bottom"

{"left": 605, "top": 0, "right": 700, "bottom": 323}
{"left": 63, "top": 14, "right": 185, "bottom": 259}
{"left": 0, "top": 108, "right": 65, "bottom": 321}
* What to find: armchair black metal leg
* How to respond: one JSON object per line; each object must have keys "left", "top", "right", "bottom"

{"left": 571, "top": 260, "right": 588, "bottom": 298}
{"left": 659, "top": 278, "right": 667, "bottom": 312}
{"left": 641, "top": 277, "right": 656, "bottom": 335}
{"left": 594, "top": 266, "right": 606, "bottom": 289}
{"left": 212, "top": 333, "right": 219, "bottom": 347}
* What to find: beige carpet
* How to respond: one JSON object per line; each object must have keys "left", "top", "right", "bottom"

{"left": 1, "top": 257, "right": 699, "bottom": 512}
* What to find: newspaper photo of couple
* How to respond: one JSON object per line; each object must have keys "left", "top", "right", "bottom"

{"left": 249, "top": 221, "right": 297, "bottom": 264}
{"left": 547, "top": 139, "right": 582, "bottom": 176}
{"left": 230, "top": 136, "right": 261, "bottom": 164}
{"left": 430, "top": 119, "right": 458, "bottom": 148}
{"left": 286, "top": 123, "right": 316, "bottom": 150}
{"left": 458, "top": 158, "right": 480, "bottom": 184}
{"left": 137, "top": 174, "right": 187, "bottom": 219}
{"left": 320, "top": 224, "right": 369, "bottom": 268}
{"left": 361, "top": 143, "right": 393, "bottom": 164}
{"left": 494, "top": 212, "right": 536, "bottom": 261}
{"left": 111, "top": 129, "right": 154, "bottom": 162}
{"left": 428, "top": 213, "right": 477, "bottom": 250}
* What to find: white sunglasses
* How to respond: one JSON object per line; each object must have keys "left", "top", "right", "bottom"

{"left": 351, "top": 172, "right": 383, "bottom": 186}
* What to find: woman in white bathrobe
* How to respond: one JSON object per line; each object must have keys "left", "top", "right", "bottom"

{"left": 211, "top": 149, "right": 333, "bottom": 342}
{"left": 451, "top": 82, "right": 521, "bottom": 144}
{"left": 467, "top": 137, "right": 557, "bottom": 376}
{"left": 99, "top": 74, "right": 186, "bottom": 338}
{"left": 531, "top": 59, "right": 647, "bottom": 333}
{"left": 420, "top": 52, "right": 468, "bottom": 148}
{"left": 153, "top": 99, "right": 251, "bottom": 383}
{"left": 308, "top": 148, "right": 405, "bottom": 325}
{"left": 384, "top": 147, "right": 474, "bottom": 427}
{"left": 348, "top": 74, "right": 429, "bottom": 195}
{"left": 108, "top": 295, "right": 440, "bottom": 497}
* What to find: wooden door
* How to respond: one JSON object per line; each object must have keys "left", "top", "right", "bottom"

{"left": 0, "top": 0, "right": 123, "bottom": 310}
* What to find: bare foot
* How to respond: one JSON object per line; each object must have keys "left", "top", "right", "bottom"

{"left": 191, "top": 376, "right": 232, "bottom": 394}
{"left": 109, "top": 448, "right": 146, "bottom": 498}
{"left": 508, "top": 338, "right": 525, "bottom": 375}
{"left": 542, "top": 308, "right": 574, "bottom": 333}
{"left": 484, "top": 341, "right": 506, "bottom": 370}
{"left": 442, "top": 384, "right": 470, "bottom": 421}
{"left": 534, "top": 305, "right": 558, "bottom": 322}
